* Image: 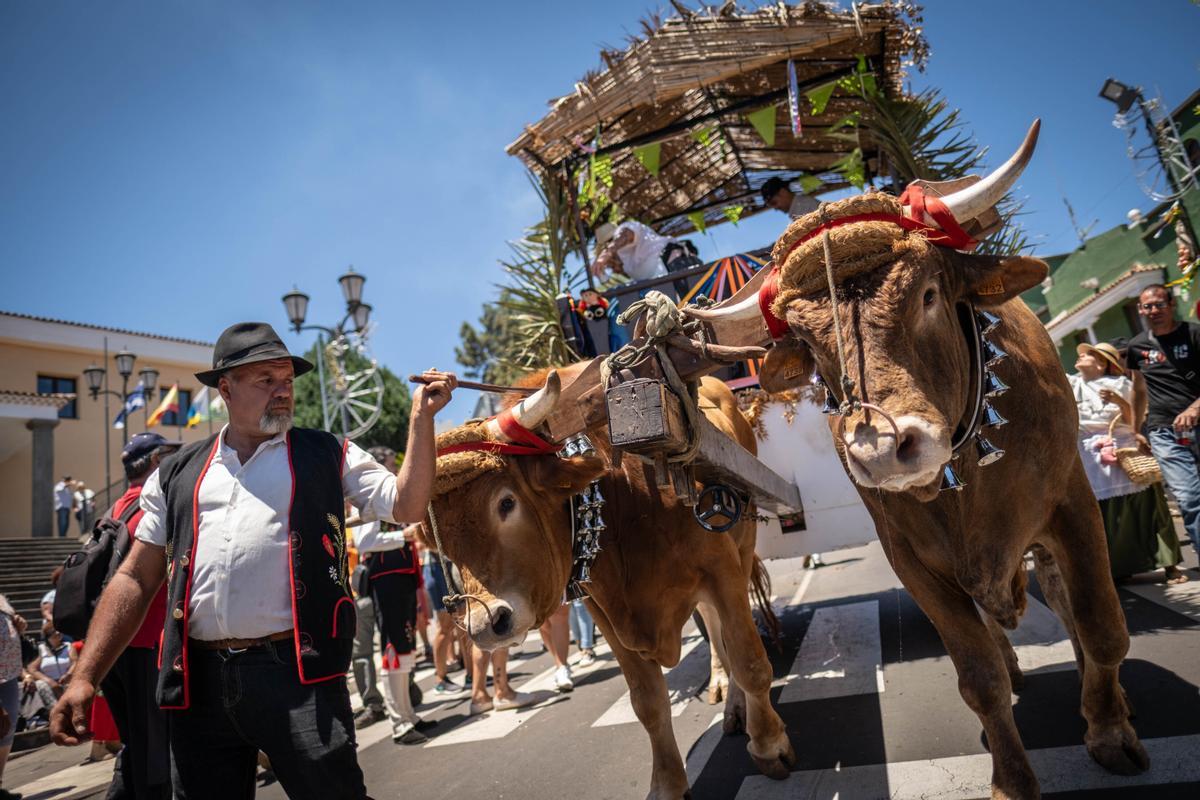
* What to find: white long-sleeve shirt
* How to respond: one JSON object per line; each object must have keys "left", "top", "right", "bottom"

{"left": 136, "top": 426, "right": 399, "bottom": 641}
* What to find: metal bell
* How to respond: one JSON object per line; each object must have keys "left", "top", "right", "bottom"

{"left": 983, "top": 371, "right": 1009, "bottom": 399}
{"left": 588, "top": 484, "right": 605, "bottom": 507}
{"left": 976, "top": 310, "right": 1001, "bottom": 335}
{"left": 940, "top": 463, "right": 965, "bottom": 491}
{"left": 982, "top": 340, "right": 1009, "bottom": 368}
{"left": 822, "top": 388, "right": 839, "bottom": 414}
{"left": 975, "top": 434, "right": 1005, "bottom": 466}
{"left": 981, "top": 402, "right": 1008, "bottom": 428}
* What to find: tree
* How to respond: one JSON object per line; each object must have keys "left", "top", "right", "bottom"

{"left": 293, "top": 343, "right": 413, "bottom": 454}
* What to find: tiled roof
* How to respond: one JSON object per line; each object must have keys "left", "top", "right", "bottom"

{"left": 1044, "top": 264, "right": 1163, "bottom": 331}
{"left": 0, "top": 390, "right": 76, "bottom": 408}
{"left": 0, "top": 310, "right": 213, "bottom": 348}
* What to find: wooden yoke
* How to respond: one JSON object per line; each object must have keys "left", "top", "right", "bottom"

{"left": 538, "top": 272, "right": 802, "bottom": 515}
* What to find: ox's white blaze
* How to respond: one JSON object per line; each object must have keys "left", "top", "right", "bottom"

{"left": 842, "top": 415, "right": 949, "bottom": 492}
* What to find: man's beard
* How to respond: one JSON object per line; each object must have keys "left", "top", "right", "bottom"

{"left": 260, "top": 408, "right": 294, "bottom": 435}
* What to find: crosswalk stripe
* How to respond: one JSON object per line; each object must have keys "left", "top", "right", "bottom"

{"left": 733, "top": 734, "right": 1200, "bottom": 799}
{"left": 591, "top": 634, "right": 708, "bottom": 727}
{"left": 778, "top": 600, "right": 883, "bottom": 703}
{"left": 1124, "top": 578, "right": 1200, "bottom": 623}
{"left": 685, "top": 713, "right": 725, "bottom": 788}
{"left": 423, "top": 661, "right": 571, "bottom": 747}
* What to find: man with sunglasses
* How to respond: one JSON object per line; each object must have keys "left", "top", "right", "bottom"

{"left": 1125, "top": 284, "right": 1200, "bottom": 571}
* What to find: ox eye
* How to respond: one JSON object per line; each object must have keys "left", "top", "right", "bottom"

{"left": 923, "top": 287, "right": 937, "bottom": 307}
{"left": 498, "top": 496, "right": 516, "bottom": 518}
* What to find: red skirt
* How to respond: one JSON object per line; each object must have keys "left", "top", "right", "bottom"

{"left": 90, "top": 693, "right": 121, "bottom": 742}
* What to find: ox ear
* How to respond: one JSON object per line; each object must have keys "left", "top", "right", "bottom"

{"left": 759, "top": 338, "right": 814, "bottom": 394}
{"left": 524, "top": 453, "right": 607, "bottom": 497}
{"left": 953, "top": 253, "right": 1049, "bottom": 307}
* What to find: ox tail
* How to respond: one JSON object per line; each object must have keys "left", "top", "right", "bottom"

{"left": 750, "top": 556, "right": 782, "bottom": 648}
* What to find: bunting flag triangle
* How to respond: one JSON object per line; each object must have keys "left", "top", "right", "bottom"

{"left": 806, "top": 81, "right": 837, "bottom": 116}
{"left": 687, "top": 211, "right": 707, "bottom": 233}
{"left": 798, "top": 173, "right": 823, "bottom": 194}
{"left": 634, "top": 142, "right": 661, "bottom": 176}
{"left": 722, "top": 205, "right": 744, "bottom": 225}
{"left": 746, "top": 105, "right": 777, "bottom": 147}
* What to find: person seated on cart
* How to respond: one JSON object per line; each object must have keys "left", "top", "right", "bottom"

{"left": 761, "top": 176, "right": 818, "bottom": 220}
{"left": 590, "top": 220, "right": 699, "bottom": 300}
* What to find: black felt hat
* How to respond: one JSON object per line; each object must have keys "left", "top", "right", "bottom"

{"left": 195, "top": 322, "right": 314, "bottom": 388}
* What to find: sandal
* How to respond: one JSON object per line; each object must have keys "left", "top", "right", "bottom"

{"left": 1165, "top": 566, "right": 1190, "bottom": 585}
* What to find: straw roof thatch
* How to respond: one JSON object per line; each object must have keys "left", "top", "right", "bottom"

{"left": 507, "top": 1, "right": 926, "bottom": 237}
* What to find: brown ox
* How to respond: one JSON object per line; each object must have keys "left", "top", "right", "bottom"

{"left": 693, "top": 123, "right": 1148, "bottom": 799}
{"left": 421, "top": 370, "right": 792, "bottom": 799}
{"left": 424, "top": 371, "right": 796, "bottom": 796}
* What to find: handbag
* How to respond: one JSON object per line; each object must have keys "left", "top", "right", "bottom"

{"left": 1107, "top": 414, "right": 1163, "bottom": 485}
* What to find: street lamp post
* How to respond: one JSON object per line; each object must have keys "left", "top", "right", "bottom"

{"left": 281, "top": 267, "right": 372, "bottom": 435}
{"left": 83, "top": 345, "right": 158, "bottom": 505}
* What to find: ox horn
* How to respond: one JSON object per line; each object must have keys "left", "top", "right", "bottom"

{"left": 932, "top": 119, "right": 1040, "bottom": 226}
{"left": 684, "top": 293, "right": 763, "bottom": 326}
{"left": 506, "top": 369, "right": 562, "bottom": 432}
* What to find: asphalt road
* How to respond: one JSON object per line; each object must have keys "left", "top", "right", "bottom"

{"left": 280, "top": 536, "right": 1200, "bottom": 800}
{"left": 11, "top": 536, "right": 1200, "bottom": 800}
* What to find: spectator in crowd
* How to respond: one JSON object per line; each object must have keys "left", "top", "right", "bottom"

{"left": 348, "top": 549, "right": 387, "bottom": 731}
{"left": 41, "top": 567, "right": 64, "bottom": 625}
{"left": 466, "top": 642, "right": 533, "bottom": 716}
{"left": 540, "top": 605, "right": 574, "bottom": 692}
{"left": 54, "top": 475, "right": 74, "bottom": 538}
{"left": 25, "top": 623, "right": 75, "bottom": 702}
{"left": 760, "top": 176, "right": 819, "bottom": 220}
{"left": 1071, "top": 343, "right": 1185, "bottom": 583}
{"left": 568, "top": 599, "right": 597, "bottom": 667}
{"left": 1126, "top": 285, "right": 1200, "bottom": 572}
{"left": 421, "top": 547, "right": 465, "bottom": 696}
{"left": 93, "top": 432, "right": 179, "bottom": 797}
{"left": 50, "top": 322, "right": 457, "bottom": 798}
{"left": 1, "top": 594, "right": 28, "bottom": 800}
{"left": 355, "top": 445, "right": 436, "bottom": 745}
{"left": 73, "top": 481, "right": 97, "bottom": 537}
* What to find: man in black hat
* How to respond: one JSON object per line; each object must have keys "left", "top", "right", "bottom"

{"left": 761, "top": 176, "right": 818, "bottom": 220}
{"left": 51, "top": 322, "right": 458, "bottom": 799}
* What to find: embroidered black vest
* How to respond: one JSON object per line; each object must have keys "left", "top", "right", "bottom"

{"left": 154, "top": 428, "right": 356, "bottom": 709}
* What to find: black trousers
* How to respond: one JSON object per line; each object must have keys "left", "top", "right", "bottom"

{"left": 101, "top": 647, "right": 172, "bottom": 799}
{"left": 169, "top": 640, "right": 368, "bottom": 800}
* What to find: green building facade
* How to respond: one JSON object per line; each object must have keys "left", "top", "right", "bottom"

{"left": 1025, "top": 88, "right": 1200, "bottom": 370}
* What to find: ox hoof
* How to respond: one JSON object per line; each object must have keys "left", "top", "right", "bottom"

{"left": 750, "top": 742, "right": 796, "bottom": 781}
{"left": 1087, "top": 725, "right": 1150, "bottom": 775}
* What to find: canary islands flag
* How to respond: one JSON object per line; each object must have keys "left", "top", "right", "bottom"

{"left": 186, "top": 386, "right": 209, "bottom": 428}
{"left": 147, "top": 384, "right": 179, "bottom": 428}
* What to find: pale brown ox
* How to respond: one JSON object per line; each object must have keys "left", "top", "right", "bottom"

{"left": 692, "top": 125, "right": 1149, "bottom": 799}
{"left": 421, "top": 371, "right": 793, "bottom": 799}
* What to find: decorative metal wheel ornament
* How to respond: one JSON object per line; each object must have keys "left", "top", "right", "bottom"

{"left": 322, "top": 329, "right": 385, "bottom": 439}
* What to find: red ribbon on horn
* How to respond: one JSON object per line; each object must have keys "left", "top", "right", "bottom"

{"left": 436, "top": 408, "right": 563, "bottom": 458}
{"left": 758, "top": 267, "right": 791, "bottom": 341}
{"left": 896, "top": 183, "right": 978, "bottom": 251}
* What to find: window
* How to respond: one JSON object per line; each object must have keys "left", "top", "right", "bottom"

{"left": 159, "top": 388, "right": 192, "bottom": 427}
{"left": 37, "top": 375, "right": 77, "bottom": 419}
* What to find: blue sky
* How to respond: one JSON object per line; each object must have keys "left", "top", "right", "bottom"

{"left": 2, "top": 1, "right": 1197, "bottom": 422}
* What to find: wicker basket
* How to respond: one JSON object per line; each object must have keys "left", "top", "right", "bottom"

{"left": 1107, "top": 415, "right": 1162, "bottom": 485}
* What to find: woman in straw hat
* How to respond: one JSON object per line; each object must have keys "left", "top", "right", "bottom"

{"left": 1071, "top": 342, "right": 1186, "bottom": 584}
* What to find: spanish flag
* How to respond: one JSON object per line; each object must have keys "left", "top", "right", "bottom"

{"left": 147, "top": 384, "right": 179, "bottom": 428}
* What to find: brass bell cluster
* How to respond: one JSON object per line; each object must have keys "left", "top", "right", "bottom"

{"left": 942, "top": 309, "right": 1007, "bottom": 491}
{"left": 562, "top": 434, "right": 605, "bottom": 598}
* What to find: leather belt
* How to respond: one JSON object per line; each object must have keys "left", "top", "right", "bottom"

{"left": 190, "top": 630, "right": 293, "bottom": 651}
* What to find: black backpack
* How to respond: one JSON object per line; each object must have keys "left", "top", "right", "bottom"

{"left": 53, "top": 500, "right": 141, "bottom": 640}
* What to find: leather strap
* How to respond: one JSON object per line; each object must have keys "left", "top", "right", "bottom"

{"left": 190, "top": 630, "right": 293, "bottom": 651}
